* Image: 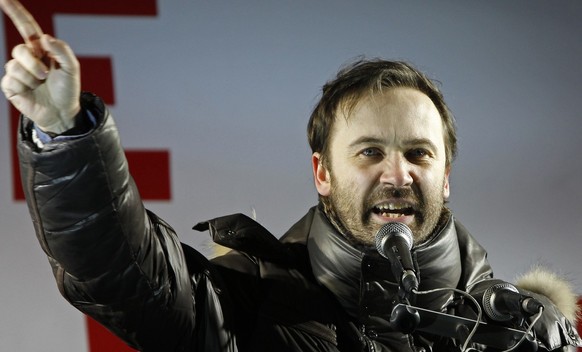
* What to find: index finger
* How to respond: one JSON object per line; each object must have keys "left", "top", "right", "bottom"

{"left": 0, "top": 0, "right": 44, "bottom": 57}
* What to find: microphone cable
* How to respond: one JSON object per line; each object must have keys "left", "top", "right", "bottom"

{"left": 412, "top": 287, "right": 482, "bottom": 352}
{"left": 500, "top": 305, "right": 543, "bottom": 352}
{"left": 413, "top": 287, "right": 544, "bottom": 352}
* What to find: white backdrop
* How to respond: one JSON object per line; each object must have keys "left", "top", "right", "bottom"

{"left": 1, "top": 1, "right": 581, "bottom": 350}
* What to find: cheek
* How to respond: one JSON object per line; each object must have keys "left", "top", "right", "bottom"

{"left": 416, "top": 168, "right": 448, "bottom": 194}
{"left": 346, "top": 167, "right": 380, "bottom": 194}
{"left": 330, "top": 170, "right": 366, "bottom": 202}
{"left": 330, "top": 158, "right": 384, "bottom": 196}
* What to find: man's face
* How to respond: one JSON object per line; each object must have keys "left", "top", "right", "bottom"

{"left": 312, "top": 87, "right": 450, "bottom": 246}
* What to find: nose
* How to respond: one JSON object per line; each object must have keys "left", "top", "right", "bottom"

{"left": 379, "top": 154, "right": 413, "bottom": 188}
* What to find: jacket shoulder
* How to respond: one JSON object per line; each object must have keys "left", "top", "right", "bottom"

{"left": 194, "top": 213, "right": 300, "bottom": 265}
{"left": 195, "top": 213, "right": 345, "bottom": 349}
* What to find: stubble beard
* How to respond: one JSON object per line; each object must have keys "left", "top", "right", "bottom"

{"left": 321, "top": 178, "right": 447, "bottom": 248}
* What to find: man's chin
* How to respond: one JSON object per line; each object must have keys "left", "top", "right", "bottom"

{"left": 343, "top": 214, "right": 418, "bottom": 248}
{"left": 367, "top": 213, "right": 429, "bottom": 246}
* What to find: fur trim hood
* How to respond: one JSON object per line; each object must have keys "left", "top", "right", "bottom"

{"left": 516, "top": 266, "right": 580, "bottom": 323}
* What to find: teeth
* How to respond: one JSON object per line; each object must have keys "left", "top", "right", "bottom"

{"left": 382, "top": 212, "right": 404, "bottom": 218}
{"left": 377, "top": 203, "right": 408, "bottom": 211}
{"left": 376, "top": 203, "right": 411, "bottom": 218}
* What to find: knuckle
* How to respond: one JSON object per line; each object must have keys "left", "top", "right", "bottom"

{"left": 11, "top": 44, "right": 27, "bottom": 58}
{"left": 4, "top": 59, "right": 16, "bottom": 72}
{"left": 1, "top": 76, "right": 16, "bottom": 97}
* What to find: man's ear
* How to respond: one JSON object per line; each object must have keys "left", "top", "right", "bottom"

{"left": 443, "top": 166, "right": 451, "bottom": 199}
{"left": 312, "top": 152, "right": 331, "bottom": 196}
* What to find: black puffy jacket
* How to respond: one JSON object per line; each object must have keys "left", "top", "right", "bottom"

{"left": 17, "top": 93, "right": 580, "bottom": 351}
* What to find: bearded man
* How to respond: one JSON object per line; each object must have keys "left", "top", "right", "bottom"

{"left": 1, "top": 0, "right": 580, "bottom": 351}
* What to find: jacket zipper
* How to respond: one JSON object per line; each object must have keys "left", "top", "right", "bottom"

{"left": 360, "top": 325, "right": 376, "bottom": 352}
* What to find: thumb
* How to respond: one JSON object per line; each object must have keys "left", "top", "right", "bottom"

{"left": 39, "top": 34, "right": 79, "bottom": 75}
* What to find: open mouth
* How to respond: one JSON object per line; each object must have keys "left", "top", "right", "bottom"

{"left": 372, "top": 203, "right": 415, "bottom": 219}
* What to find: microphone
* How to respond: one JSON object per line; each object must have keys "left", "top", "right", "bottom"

{"left": 480, "top": 282, "right": 544, "bottom": 321}
{"left": 375, "top": 222, "right": 419, "bottom": 295}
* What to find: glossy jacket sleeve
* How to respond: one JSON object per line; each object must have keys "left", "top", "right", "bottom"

{"left": 17, "top": 93, "right": 197, "bottom": 350}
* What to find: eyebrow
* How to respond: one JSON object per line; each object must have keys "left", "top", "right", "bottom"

{"left": 348, "top": 136, "right": 385, "bottom": 148}
{"left": 348, "top": 136, "right": 438, "bottom": 151}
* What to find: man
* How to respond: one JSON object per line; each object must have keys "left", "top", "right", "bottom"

{"left": 1, "top": 0, "right": 580, "bottom": 350}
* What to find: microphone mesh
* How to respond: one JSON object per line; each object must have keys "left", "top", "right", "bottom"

{"left": 482, "top": 282, "right": 517, "bottom": 321}
{"left": 374, "top": 222, "right": 413, "bottom": 255}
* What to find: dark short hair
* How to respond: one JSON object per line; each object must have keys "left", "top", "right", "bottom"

{"left": 307, "top": 59, "right": 457, "bottom": 166}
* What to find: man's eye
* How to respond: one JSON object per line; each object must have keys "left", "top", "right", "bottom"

{"left": 406, "top": 148, "right": 429, "bottom": 160}
{"left": 361, "top": 148, "right": 381, "bottom": 157}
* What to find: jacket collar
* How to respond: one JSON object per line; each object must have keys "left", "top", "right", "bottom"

{"left": 307, "top": 207, "right": 364, "bottom": 319}
{"left": 305, "top": 207, "right": 462, "bottom": 319}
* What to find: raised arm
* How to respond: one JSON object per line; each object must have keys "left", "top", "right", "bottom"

{"left": 0, "top": 0, "right": 80, "bottom": 133}
{"left": 0, "top": 2, "right": 224, "bottom": 350}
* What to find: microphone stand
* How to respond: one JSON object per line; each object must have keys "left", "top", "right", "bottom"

{"left": 388, "top": 303, "right": 538, "bottom": 351}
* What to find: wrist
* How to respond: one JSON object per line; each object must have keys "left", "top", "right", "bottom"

{"left": 37, "top": 105, "right": 81, "bottom": 134}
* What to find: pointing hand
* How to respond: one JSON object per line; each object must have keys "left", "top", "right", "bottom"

{"left": 1, "top": 0, "right": 81, "bottom": 133}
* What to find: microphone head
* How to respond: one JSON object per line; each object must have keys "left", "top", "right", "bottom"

{"left": 482, "top": 282, "right": 518, "bottom": 321}
{"left": 375, "top": 222, "right": 413, "bottom": 256}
